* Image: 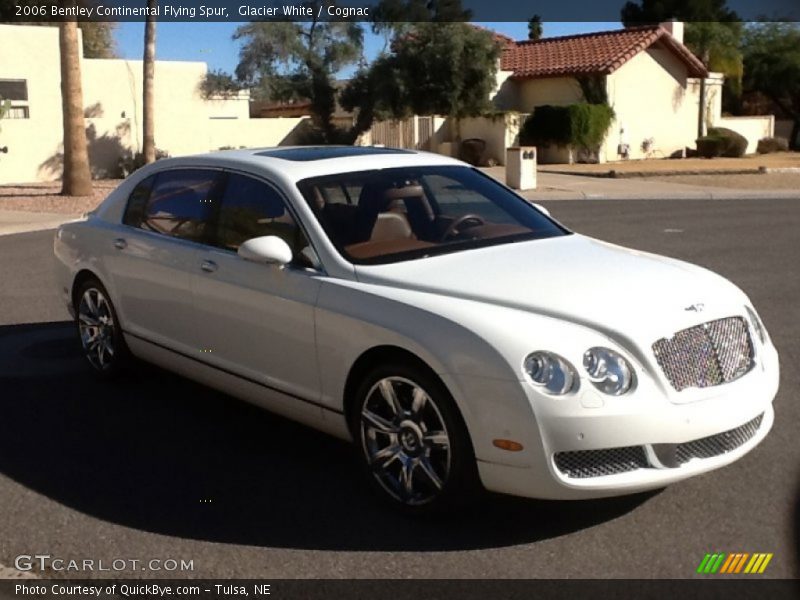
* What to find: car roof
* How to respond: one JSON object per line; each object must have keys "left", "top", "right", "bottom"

{"left": 147, "top": 146, "right": 465, "bottom": 183}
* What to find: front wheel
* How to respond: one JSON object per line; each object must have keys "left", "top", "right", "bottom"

{"left": 75, "top": 278, "right": 131, "bottom": 377}
{"left": 352, "top": 363, "right": 480, "bottom": 513}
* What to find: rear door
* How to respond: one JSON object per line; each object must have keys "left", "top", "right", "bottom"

{"left": 108, "top": 168, "right": 223, "bottom": 354}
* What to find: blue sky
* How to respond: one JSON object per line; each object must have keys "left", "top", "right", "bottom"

{"left": 114, "top": 21, "right": 621, "bottom": 76}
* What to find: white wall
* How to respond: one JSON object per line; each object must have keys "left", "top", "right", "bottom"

{"left": 0, "top": 24, "right": 312, "bottom": 184}
{"left": 715, "top": 115, "right": 775, "bottom": 154}
{"left": 209, "top": 117, "right": 309, "bottom": 150}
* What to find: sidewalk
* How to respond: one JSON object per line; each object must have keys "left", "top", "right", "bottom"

{"left": 482, "top": 168, "right": 800, "bottom": 201}
{"left": 0, "top": 209, "right": 81, "bottom": 236}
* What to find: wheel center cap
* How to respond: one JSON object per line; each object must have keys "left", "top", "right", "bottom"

{"left": 398, "top": 421, "right": 423, "bottom": 454}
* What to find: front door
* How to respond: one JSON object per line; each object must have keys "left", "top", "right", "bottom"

{"left": 192, "top": 172, "right": 323, "bottom": 414}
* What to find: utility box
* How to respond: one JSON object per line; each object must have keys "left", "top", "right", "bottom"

{"left": 506, "top": 147, "right": 537, "bottom": 191}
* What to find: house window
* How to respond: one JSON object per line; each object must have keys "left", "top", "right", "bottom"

{"left": 0, "top": 79, "right": 30, "bottom": 119}
{"left": 0, "top": 79, "right": 28, "bottom": 101}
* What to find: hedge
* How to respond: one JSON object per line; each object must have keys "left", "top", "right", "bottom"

{"left": 757, "top": 137, "right": 789, "bottom": 154}
{"left": 520, "top": 103, "right": 615, "bottom": 151}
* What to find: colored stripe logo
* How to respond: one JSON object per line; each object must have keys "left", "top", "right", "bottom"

{"left": 697, "top": 552, "right": 773, "bottom": 574}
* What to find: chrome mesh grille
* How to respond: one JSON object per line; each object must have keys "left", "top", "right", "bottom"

{"left": 676, "top": 413, "right": 764, "bottom": 464}
{"left": 653, "top": 317, "right": 753, "bottom": 391}
{"left": 554, "top": 446, "right": 649, "bottom": 479}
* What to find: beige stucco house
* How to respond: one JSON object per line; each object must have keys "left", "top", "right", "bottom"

{"left": 490, "top": 22, "right": 773, "bottom": 163}
{"left": 0, "top": 24, "right": 309, "bottom": 184}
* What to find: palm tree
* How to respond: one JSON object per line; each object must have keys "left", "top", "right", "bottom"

{"left": 685, "top": 22, "right": 743, "bottom": 137}
{"left": 59, "top": 18, "right": 92, "bottom": 196}
{"left": 142, "top": 0, "right": 157, "bottom": 164}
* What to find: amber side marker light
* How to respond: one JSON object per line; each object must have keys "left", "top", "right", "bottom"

{"left": 493, "top": 439, "right": 524, "bottom": 451}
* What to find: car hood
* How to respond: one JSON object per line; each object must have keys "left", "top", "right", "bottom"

{"left": 353, "top": 234, "right": 750, "bottom": 345}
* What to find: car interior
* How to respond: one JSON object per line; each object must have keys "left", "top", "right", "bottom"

{"left": 304, "top": 172, "right": 532, "bottom": 261}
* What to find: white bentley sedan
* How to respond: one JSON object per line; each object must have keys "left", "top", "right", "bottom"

{"left": 54, "top": 147, "right": 779, "bottom": 512}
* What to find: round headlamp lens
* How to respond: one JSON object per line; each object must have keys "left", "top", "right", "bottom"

{"left": 524, "top": 351, "right": 577, "bottom": 395}
{"left": 582, "top": 347, "right": 634, "bottom": 395}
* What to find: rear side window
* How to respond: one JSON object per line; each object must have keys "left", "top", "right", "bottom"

{"left": 214, "top": 173, "right": 306, "bottom": 253}
{"left": 122, "top": 175, "right": 155, "bottom": 227}
{"left": 125, "top": 169, "right": 220, "bottom": 243}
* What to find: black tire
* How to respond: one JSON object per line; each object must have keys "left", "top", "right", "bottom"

{"left": 350, "top": 360, "right": 481, "bottom": 514}
{"left": 74, "top": 277, "right": 132, "bottom": 378}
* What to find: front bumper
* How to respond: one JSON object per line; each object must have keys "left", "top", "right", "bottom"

{"left": 473, "top": 342, "right": 779, "bottom": 500}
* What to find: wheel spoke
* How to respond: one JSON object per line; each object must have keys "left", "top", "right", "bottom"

{"left": 418, "top": 457, "right": 443, "bottom": 490}
{"left": 410, "top": 387, "right": 427, "bottom": 415}
{"left": 79, "top": 313, "right": 99, "bottom": 327}
{"left": 84, "top": 291, "right": 98, "bottom": 316}
{"left": 424, "top": 430, "right": 449, "bottom": 448}
{"left": 362, "top": 409, "right": 396, "bottom": 434}
{"left": 400, "top": 459, "right": 414, "bottom": 497}
{"left": 371, "top": 444, "right": 401, "bottom": 469}
{"left": 378, "top": 379, "right": 403, "bottom": 416}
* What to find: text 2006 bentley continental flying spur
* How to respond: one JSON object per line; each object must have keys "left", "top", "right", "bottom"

{"left": 54, "top": 147, "right": 779, "bottom": 512}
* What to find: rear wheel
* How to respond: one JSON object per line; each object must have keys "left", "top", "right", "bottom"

{"left": 75, "top": 278, "right": 130, "bottom": 377}
{"left": 352, "top": 362, "right": 480, "bottom": 513}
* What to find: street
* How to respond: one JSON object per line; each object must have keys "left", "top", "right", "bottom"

{"left": 0, "top": 198, "right": 798, "bottom": 579}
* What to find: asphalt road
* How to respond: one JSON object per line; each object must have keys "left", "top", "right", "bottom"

{"left": 0, "top": 198, "right": 798, "bottom": 579}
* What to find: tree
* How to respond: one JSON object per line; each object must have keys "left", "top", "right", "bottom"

{"left": 58, "top": 17, "right": 92, "bottom": 196}
{"left": 342, "top": 21, "right": 500, "bottom": 146}
{"left": 527, "top": 15, "right": 543, "bottom": 41}
{"left": 620, "top": 0, "right": 738, "bottom": 24}
{"left": 142, "top": 0, "right": 156, "bottom": 164}
{"left": 742, "top": 22, "right": 800, "bottom": 149}
{"left": 80, "top": 21, "right": 117, "bottom": 58}
{"left": 233, "top": 3, "right": 363, "bottom": 143}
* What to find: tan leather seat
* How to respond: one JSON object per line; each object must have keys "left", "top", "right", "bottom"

{"left": 371, "top": 211, "right": 414, "bottom": 242}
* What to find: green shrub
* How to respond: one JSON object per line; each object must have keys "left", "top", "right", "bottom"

{"left": 706, "top": 127, "right": 748, "bottom": 157}
{"left": 756, "top": 137, "right": 789, "bottom": 154}
{"left": 696, "top": 136, "right": 724, "bottom": 158}
{"left": 520, "top": 103, "right": 615, "bottom": 152}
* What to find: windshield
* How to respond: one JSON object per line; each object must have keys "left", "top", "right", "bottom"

{"left": 297, "top": 165, "right": 569, "bottom": 265}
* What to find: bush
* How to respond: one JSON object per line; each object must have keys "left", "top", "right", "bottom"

{"left": 696, "top": 136, "right": 724, "bottom": 158}
{"left": 706, "top": 127, "right": 748, "bottom": 157}
{"left": 756, "top": 137, "right": 789, "bottom": 154}
{"left": 118, "top": 148, "right": 170, "bottom": 178}
{"left": 520, "top": 103, "right": 615, "bottom": 152}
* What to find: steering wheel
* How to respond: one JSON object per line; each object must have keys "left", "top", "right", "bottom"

{"left": 440, "top": 214, "right": 487, "bottom": 241}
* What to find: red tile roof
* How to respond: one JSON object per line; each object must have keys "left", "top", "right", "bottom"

{"left": 500, "top": 25, "right": 708, "bottom": 80}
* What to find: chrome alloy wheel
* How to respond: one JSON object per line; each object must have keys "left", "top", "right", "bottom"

{"left": 360, "top": 377, "right": 451, "bottom": 506}
{"left": 77, "top": 287, "right": 116, "bottom": 371}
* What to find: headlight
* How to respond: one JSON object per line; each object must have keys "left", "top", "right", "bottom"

{"left": 582, "top": 347, "right": 634, "bottom": 395}
{"left": 524, "top": 351, "right": 577, "bottom": 395}
{"left": 745, "top": 306, "right": 768, "bottom": 345}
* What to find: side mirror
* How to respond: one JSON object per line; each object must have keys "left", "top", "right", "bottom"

{"left": 238, "top": 236, "right": 293, "bottom": 266}
{"left": 532, "top": 202, "right": 551, "bottom": 217}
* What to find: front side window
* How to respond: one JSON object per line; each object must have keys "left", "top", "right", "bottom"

{"left": 130, "top": 169, "right": 220, "bottom": 242}
{"left": 214, "top": 173, "right": 307, "bottom": 255}
{"left": 297, "top": 166, "right": 568, "bottom": 264}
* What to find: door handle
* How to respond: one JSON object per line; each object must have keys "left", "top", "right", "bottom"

{"left": 200, "top": 260, "right": 218, "bottom": 273}
{"left": 113, "top": 238, "right": 127, "bottom": 250}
